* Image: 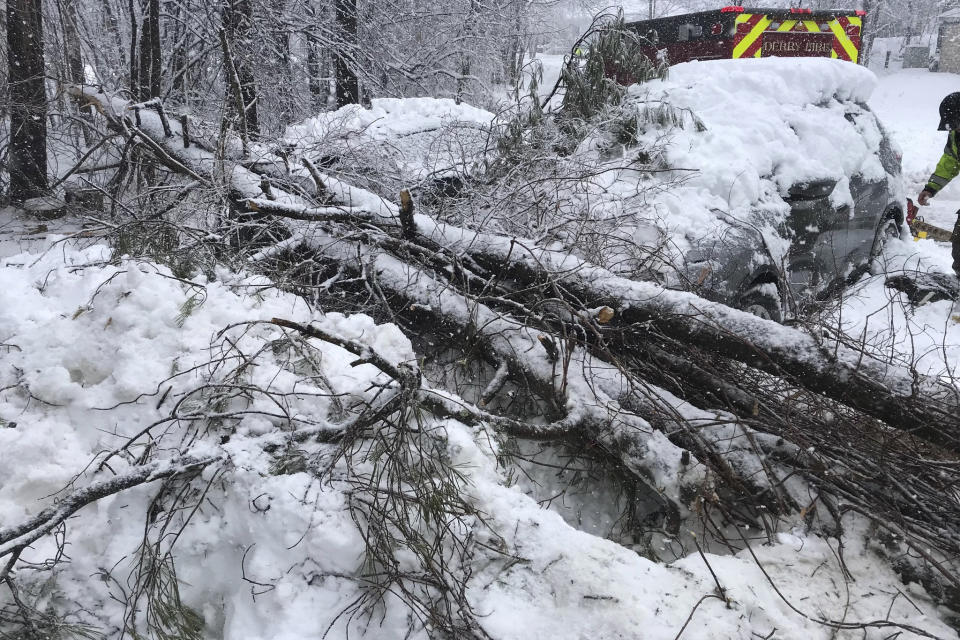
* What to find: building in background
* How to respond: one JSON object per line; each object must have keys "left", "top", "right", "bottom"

{"left": 936, "top": 8, "right": 960, "bottom": 72}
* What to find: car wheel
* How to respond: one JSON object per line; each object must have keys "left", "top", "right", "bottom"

{"left": 870, "top": 215, "right": 902, "bottom": 261}
{"left": 738, "top": 284, "right": 782, "bottom": 322}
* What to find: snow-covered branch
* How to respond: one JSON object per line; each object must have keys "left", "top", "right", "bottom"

{"left": 0, "top": 455, "right": 222, "bottom": 560}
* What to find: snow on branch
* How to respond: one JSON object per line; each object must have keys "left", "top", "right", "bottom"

{"left": 0, "top": 455, "right": 222, "bottom": 560}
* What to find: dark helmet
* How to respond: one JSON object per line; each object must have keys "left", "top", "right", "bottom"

{"left": 939, "top": 92, "right": 960, "bottom": 131}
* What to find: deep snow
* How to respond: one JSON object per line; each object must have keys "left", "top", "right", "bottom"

{"left": 1, "top": 244, "right": 956, "bottom": 639}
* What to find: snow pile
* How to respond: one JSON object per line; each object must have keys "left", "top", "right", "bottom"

{"left": 1, "top": 244, "right": 957, "bottom": 639}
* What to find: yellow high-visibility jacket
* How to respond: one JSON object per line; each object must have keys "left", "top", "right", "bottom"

{"left": 926, "top": 130, "right": 960, "bottom": 196}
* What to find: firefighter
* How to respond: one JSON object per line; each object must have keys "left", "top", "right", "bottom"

{"left": 917, "top": 92, "right": 960, "bottom": 276}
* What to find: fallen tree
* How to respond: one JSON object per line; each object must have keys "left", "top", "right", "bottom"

{"left": 66, "top": 85, "right": 960, "bottom": 621}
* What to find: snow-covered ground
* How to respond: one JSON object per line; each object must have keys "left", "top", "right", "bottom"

{"left": 1, "top": 243, "right": 956, "bottom": 639}
{"left": 2, "top": 61, "right": 960, "bottom": 639}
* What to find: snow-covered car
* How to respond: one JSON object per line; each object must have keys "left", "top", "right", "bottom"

{"left": 635, "top": 58, "right": 905, "bottom": 320}
{"left": 686, "top": 112, "right": 903, "bottom": 321}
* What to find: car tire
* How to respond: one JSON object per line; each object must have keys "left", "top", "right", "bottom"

{"left": 738, "top": 284, "right": 782, "bottom": 322}
{"left": 870, "top": 214, "right": 902, "bottom": 262}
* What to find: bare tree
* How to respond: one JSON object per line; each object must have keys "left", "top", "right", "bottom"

{"left": 222, "top": 0, "right": 259, "bottom": 134}
{"left": 335, "top": 0, "right": 359, "bottom": 106}
{"left": 6, "top": 0, "right": 48, "bottom": 203}
{"left": 137, "top": 0, "right": 162, "bottom": 99}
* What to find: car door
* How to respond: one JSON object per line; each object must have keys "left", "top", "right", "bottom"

{"left": 784, "top": 180, "right": 846, "bottom": 294}
{"left": 845, "top": 173, "right": 889, "bottom": 265}
{"left": 841, "top": 108, "right": 898, "bottom": 268}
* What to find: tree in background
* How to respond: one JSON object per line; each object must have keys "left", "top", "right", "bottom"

{"left": 221, "top": 0, "right": 259, "bottom": 135}
{"left": 335, "top": 0, "right": 359, "bottom": 107}
{"left": 6, "top": 0, "right": 48, "bottom": 203}
{"left": 136, "top": 0, "right": 162, "bottom": 99}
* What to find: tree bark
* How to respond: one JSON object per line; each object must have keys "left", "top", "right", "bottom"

{"left": 59, "top": 0, "right": 86, "bottom": 87}
{"left": 128, "top": 0, "right": 139, "bottom": 96}
{"left": 137, "top": 0, "right": 162, "bottom": 99}
{"left": 102, "top": 0, "right": 127, "bottom": 72}
{"left": 6, "top": 0, "right": 48, "bottom": 203}
{"left": 335, "top": 0, "right": 359, "bottom": 107}
{"left": 305, "top": 4, "right": 325, "bottom": 108}
{"left": 168, "top": 0, "right": 188, "bottom": 97}
{"left": 307, "top": 34, "right": 323, "bottom": 106}
{"left": 222, "top": 0, "right": 259, "bottom": 134}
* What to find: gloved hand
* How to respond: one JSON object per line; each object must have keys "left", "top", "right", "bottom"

{"left": 918, "top": 190, "right": 934, "bottom": 205}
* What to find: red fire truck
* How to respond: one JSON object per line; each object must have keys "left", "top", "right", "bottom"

{"left": 626, "top": 6, "right": 865, "bottom": 65}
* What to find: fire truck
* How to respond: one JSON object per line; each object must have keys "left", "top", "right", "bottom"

{"left": 626, "top": 6, "right": 865, "bottom": 65}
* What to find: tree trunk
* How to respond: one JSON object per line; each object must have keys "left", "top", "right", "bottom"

{"left": 128, "top": 0, "right": 139, "bottom": 96}
{"left": 137, "top": 0, "right": 162, "bottom": 99}
{"left": 59, "top": 0, "right": 86, "bottom": 87}
{"left": 222, "top": 0, "right": 259, "bottom": 134}
{"left": 307, "top": 34, "right": 322, "bottom": 106}
{"left": 335, "top": 0, "right": 359, "bottom": 107}
{"left": 168, "top": 0, "right": 189, "bottom": 98}
{"left": 6, "top": 0, "right": 48, "bottom": 203}
{"left": 456, "top": 0, "right": 480, "bottom": 104}
{"left": 102, "top": 0, "right": 127, "bottom": 72}
{"left": 860, "top": 0, "right": 879, "bottom": 66}
{"left": 60, "top": 0, "right": 95, "bottom": 143}
{"left": 69, "top": 86, "right": 960, "bottom": 620}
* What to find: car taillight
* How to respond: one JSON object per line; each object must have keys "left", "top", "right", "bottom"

{"left": 855, "top": 10, "right": 866, "bottom": 16}
{"left": 721, "top": 6, "right": 745, "bottom": 12}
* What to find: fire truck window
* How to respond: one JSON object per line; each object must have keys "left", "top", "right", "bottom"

{"left": 678, "top": 23, "right": 703, "bottom": 41}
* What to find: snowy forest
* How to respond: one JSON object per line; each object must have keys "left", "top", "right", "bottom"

{"left": 3, "top": 0, "right": 960, "bottom": 638}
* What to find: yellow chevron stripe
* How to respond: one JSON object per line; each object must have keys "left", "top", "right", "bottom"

{"left": 803, "top": 20, "right": 821, "bottom": 32}
{"left": 829, "top": 19, "right": 859, "bottom": 62}
{"left": 735, "top": 13, "right": 754, "bottom": 24}
{"left": 848, "top": 16, "right": 862, "bottom": 28}
{"left": 777, "top": 19, "right": 798, "bottom": 32}
{"left": 733, "top": 15, "right": 772, "bottom": 58}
